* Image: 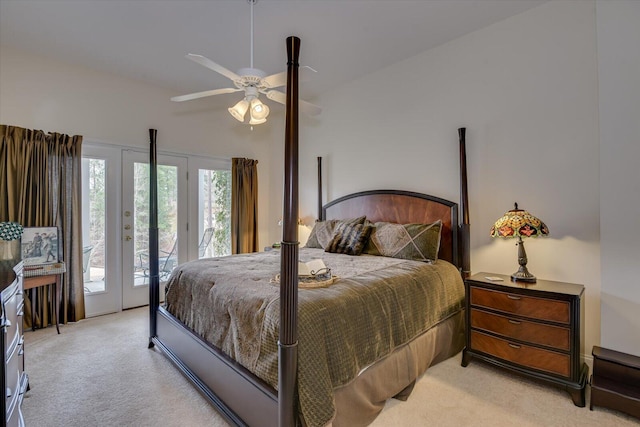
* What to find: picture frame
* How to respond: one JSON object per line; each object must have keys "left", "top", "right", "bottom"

{"left": 22, "top": 226, "right": 59, "bottom": 266}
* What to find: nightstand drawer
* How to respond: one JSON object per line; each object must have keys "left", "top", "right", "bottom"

{"left": 471, "top": 330, "right": 570, "bottom": 377}
{"left": 470, "top": 287, "right": 570, "bottom": 324}
{"left": 470, "top": 309, "right": 570, "bottom": 351}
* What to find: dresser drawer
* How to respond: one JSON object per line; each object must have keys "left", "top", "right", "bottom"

{"left": 470, "top": 287, "right": 570, "bottom": 324}
{"left": 470, "top": 309, "right": 570, "bottom": 351}
{"left": 5, "top": 338, "right": 23, "bottom": 426}
{"left": 6, "top": 400, "right": 21, "bottom": 427}
{"left": 3, "top": 288, "right": 21, "bottom": 357}
{"left": 470, "top": 330, "right": 570, "bottom": 377}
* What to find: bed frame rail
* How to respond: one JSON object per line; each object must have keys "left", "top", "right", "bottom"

{"left": 155, "top": 307, "right": 278, "bottom": 427}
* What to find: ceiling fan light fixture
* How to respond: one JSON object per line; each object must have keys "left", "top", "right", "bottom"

{"left": 171, "top": 0, "right": 320, "bottom": 126}
{"left": 250, "top": 98, "right": 269, "bottom": 122}
{"left": 228, "top": 99, "right": 250, "bottom": 122}
{"left": 249, "top": 116, "right": 267, "bottom": 125}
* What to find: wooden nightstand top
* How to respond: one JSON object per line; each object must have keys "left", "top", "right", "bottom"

{"left": 467, "top": 272, "right": 584, "bottom": 297}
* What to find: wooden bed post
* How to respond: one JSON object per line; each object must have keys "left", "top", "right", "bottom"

{"left": 458, "top": 127, "right": 471, "bottom": 279}
{"left": 148, "top": 128, "right": 160, "bottom": 347}
{"left": 317, "top": 156, "right": 322, "bottom": 220}
{"left": 279, "top": 35, "right": 300, "bottom": 427}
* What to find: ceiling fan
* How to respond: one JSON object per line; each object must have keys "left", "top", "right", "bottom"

{"left": 170, "top": 0, "right": 321, "bottom": 125}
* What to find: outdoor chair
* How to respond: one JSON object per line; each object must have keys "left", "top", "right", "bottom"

{"left": 198, "top": 227, "right": 215, "bottom": 258}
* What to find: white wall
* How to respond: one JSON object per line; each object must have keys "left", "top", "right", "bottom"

{"left": 0, "top": 45, "right": 283, "bottom": 249}
{"left": 597, "top": 0, "right": 640, "bottom": 357}
{"left": 301, "top": 1, "right": 602, "bottom": 358}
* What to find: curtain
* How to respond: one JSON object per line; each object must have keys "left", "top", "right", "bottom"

{"left": 231, "top": 158, "right": 258, "bottom": 254}
{"left": 0, "top": 124, "right": 85, "bottom": 327}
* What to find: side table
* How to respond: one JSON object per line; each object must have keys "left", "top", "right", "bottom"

{"left": 461, "top": 272, "right": 588, "bottom": 406}
{"left": 23, "top": 263, "right": 66, "bottom": 334}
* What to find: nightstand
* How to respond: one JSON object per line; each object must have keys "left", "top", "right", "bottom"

{"left": 461, "top": 272, "right": 588, "bottom": 407}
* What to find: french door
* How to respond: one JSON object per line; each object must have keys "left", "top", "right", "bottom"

{"left": 82, "top": 146, "right": 121, "bottom": 316}
{"left": 121, "top": 150, "right": 188, "bottom": 309}
{"left": 83, "top": 144, "right": 228, "bottom": 316}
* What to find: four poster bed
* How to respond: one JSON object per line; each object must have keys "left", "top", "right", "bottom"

{"left": 148, "top": 37, "right": 471, "bottom": 427}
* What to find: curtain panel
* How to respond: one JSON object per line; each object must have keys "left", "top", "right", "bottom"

{"left": 0, "top": 124, "right": 85, "bottom": 327}
{"left": 231, "top": 158, "right": 258, "bottom": 254}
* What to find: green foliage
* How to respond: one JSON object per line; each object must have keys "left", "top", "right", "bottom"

{"left": 134, "top": 163, "right": 178, "bottom": 254}
{"left": 211, "top": 169, "right": 231, "bottom": 256}
{"left": 88, "top": 159, "right": 106, "bottom": 266}
{"left": 199, "top": 168, "right": 231, "bottom": 257}
{"left": 86, "top": 158, "right": 231, "bottom": 269}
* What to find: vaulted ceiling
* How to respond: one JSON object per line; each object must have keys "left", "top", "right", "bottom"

{"left": 0, "top": 0, "right": 547, "bottom": 108}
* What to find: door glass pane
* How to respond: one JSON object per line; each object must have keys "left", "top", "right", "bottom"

{"left": 133, "top": 162, "right": 179, "bottom": 286}
{"left": 198, "top": 169, "right": 231, "bottom": 258}
{"left": 83, "top": 158, "right": 106, "bottom": 293}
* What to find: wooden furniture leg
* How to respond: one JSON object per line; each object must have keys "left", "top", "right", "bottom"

{"left": 24, "top": 274, "right": 61, "bottom": 334}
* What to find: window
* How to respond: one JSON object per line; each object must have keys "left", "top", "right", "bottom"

{"left": 198, "top": 168, "right": 231, "bottom": 258}
{"left": 83, "top": 157, "right": 106, "bottom": 293}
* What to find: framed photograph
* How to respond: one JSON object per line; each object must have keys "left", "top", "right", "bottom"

{"left": 22, "top": 227, "right": 59, "bottom": 266}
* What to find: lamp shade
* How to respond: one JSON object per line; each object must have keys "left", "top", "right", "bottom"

{"left": 250, "top": 98, "right": 270, "bottom": 123}
{"left": 490, "top": 203, "right": 548, "bottom": 283}
{"left": 490, "top": 203, "right": 549, "bottom": 239}
{"left": 228, "top": 99, "right": 250, "bottom": 122}
{"left": 249, "top": 116, "right": 267, "bottom": 125}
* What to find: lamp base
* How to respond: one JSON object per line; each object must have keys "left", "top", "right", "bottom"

{"left": 511, "top": 267, "right": 536, "bottom": 283}
{"left": 512, "top": 236, "right": 536, "bottom": 283}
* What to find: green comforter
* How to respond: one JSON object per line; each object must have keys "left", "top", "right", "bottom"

{"left": 165, "top": 247, "right": 464, "bottom": 427}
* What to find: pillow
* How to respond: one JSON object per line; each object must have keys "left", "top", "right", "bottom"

{"left": 305, "top": 216, "right": 366, "bottom": 249}
{"left": 325, "top": 222, "right": 373, "bottom": 255}
{"left": 363, "top": 220, "right": 442, "bottom": 262}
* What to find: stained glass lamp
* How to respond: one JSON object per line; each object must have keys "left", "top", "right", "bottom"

{"left": 490, "top": 203, "right": 549, "bottom": 282}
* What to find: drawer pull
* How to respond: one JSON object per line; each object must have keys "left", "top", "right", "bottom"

{"left": 508, "top": 319, "right": 521, "bottom": 325}
{"left": 507, "top": 295, "right": 521, "bottom": 300}
{"left": 508, "top": 343, "right": 522, "bottom": 349}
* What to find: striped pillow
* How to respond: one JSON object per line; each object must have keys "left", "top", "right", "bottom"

{"left": 305, "top": 216, "right": 366, "bottom": 249}
{"left": 325, "top": 223, "right": 373, "bottom": 256}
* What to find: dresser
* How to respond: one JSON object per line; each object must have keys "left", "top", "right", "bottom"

{"left": 0, "top": 260, "right": 28, "bottom": 427}
{"left": 461, "top": 272, "right": 588, "bottom": 407}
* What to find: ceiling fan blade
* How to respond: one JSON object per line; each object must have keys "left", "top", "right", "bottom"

{"left": 262, "top": 71, "right": 286, "bottom": 89}
{"left": 300, "top": 99, "right": 323, "bottom": 116}
{"left": 265, "top": 89, "right": 286, "bottom": 104}
{"left": 262, "top": 66, "right": 317, "bottom": 89}
{"left": 171, "top": 87, "right": 242, "bottom": 102}
{"left": 186, "top": 54, "right": 240, "bottom": 82}
{"left": 266, "top": 90, "right": 322, "bottom": 116}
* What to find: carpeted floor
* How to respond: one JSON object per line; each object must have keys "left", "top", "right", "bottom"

{"left": 22, "top": 307, "right": 638, "bottom": 426}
